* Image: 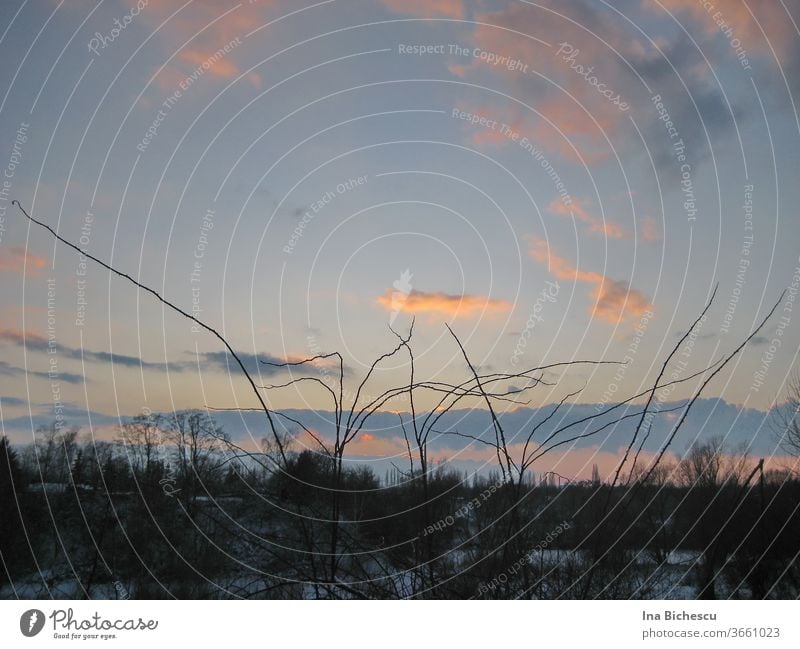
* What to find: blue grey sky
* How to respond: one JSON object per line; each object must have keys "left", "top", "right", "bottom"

{"left": 0, "top": 0, "right": 798, "bottom": 464}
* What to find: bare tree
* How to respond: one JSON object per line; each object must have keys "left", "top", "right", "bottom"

{"left": 118, "top": 413, "right": 164, "bottom": 480}
{"left": 774, "top": 372, "right": 800, "bottom": 464}
{"left": 676, "top": 437, "right": 755, "bottom": 598}
{"left": 167, "top": 411, "right": 228, "bottom": 514}
{"left": 12, "top": 201, "right": 788, "bottom": 600}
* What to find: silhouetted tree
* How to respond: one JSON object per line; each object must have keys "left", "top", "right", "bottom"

{"left": 0, "top": 436, "right": 26, "bottom": 584}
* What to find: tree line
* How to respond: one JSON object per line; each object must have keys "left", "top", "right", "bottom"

{"left": 1, "top": 417, "right": 798, "bottom": 599}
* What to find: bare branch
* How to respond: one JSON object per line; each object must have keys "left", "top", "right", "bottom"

{"left": 613, "top": 285, "right": 718, "bottom": 490}
{"left": 14, "top": 200, "right": 287, "bottom": 464}
{"left": 639, "top": 291, "right": 784, "bottom": 484}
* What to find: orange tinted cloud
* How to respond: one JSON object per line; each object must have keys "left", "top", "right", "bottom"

{"left": 127, "top": 0, "right": 270, "bottom": 85}
{"left": 0, "top": 247, "right": 47, "bottom": 276}
{"left": 294, "top": 428, "right": 409, "bottom": 457}
{"left": 296, "top": 430, "right": 798, "bottom": 481}
{"left": 450, "top": 2, "right": 650, "bottom": 161}
{"left": 455, "top": 95, "right": 616, "bottom": 164}
{"left": 376, "top": 288, "right": 512, "bottom": 320}
{"left": 589, "top": 277, "right": 653, "bottom": 325}
{"left": 548, "top": 198, "right": 629, "bottom": 239}
{"left": 130, "top": 0, "right": 263, "bottom": 46}
{"left": 453, "top": 98, "right": 609, "bottom": 164}
{"left": 534, "top": 105, "right": 614, "bottom": 164}
{"left": 0, "top": 328, "right": 46, "bottom": 345}
{"left": 426, "top": 444, "right": 669, "bottom": 481}
{"left": 382, "top": 0, "right": 464, "bottom": 18}
{"left": 529, "top": 237, "right": 652, "bottom": 325}
{"left": 528, "top": 237, "right": 604, "bottom": 284}
{"left": 178, "top": 48, "right": 240, "bottom": 78}
{"left": 349, "top": 432, "right": 411, "bottom": 457}
{"left": 641, "top": 216, "right": 662, "bottom": 243}
{"left": 453, "top": 4, "right": 631, "bottom": 158}
{"left": 448, "top": 63, "right": 469, "bottom": 77}
{"left": 454, "top": 103, "right": 525, "bottom": 147}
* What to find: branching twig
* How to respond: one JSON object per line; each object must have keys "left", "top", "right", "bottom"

{"left": 14, "top": 200, "right": 288, "bottom": 464}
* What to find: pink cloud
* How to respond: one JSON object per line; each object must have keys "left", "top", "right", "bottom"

{"left": 528, "top": 237, "right": 653, "bottom": 325}
{"left": 126, "top": 0, "right": 272, "bottom": 86}
{"left": 376, "top": 288, "right": 512, "bottom": 320}
{"left": 447, "top": 2, "right": 656, "bottom": 161}
{"left": 528, "top": 237, "right": 605, "bottom": 285}
{"left": 548, "top": 197, "right": 629, "bottom": 239}
{"left": 178, "top": 48, "right": 240, "bottom": 78}
{"left": 448, "top": 63, "right": 469, "bottom": 77}
{"left": 382, "top": 0, "right": 464, "bottom": 19}
{"left": 0, "top": 328, "right": 46, "bottom": 345}
{"left": 0, "top": 247, "right": 47, "bottom": 276}
{"left": 590, "top": 277, "right": 653, "bottom": 326}
{"left": 641, "top": 216, "right": 662, "bottom": 243}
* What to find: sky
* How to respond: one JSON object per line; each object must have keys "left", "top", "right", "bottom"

{"left": 0, "top": 0, "right": 799, "bottom": 475}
